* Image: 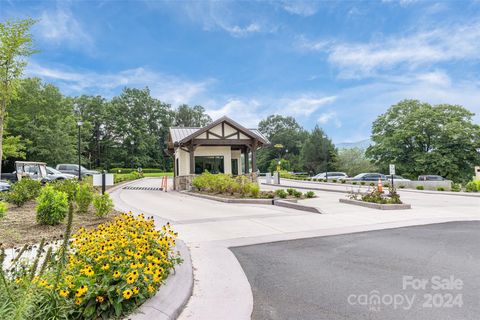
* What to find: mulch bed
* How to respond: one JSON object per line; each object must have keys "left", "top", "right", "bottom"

{"left": 0, "top": 201, "right": 120, "bottom": 249}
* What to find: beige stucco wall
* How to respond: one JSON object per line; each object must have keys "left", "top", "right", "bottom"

{"left": 231, "top": 150, "right": 242, "bottom": 174}
{"left": 175, "top": 146, "right": 236, "bottom": 176}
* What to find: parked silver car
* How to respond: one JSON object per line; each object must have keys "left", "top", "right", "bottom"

{"left": 46, "top": 166, "right": 76, "bottom": 181}
{"left": 56, "top": 164, "right": 99, "bottom": 177}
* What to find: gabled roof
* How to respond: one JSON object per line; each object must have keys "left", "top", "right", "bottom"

{"left": 168, "top": 116, "right": 270, "bottom": 145}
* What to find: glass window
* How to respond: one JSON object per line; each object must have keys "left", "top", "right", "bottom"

{"left": 195, "top": 156, "right": 224, "bottom": 174}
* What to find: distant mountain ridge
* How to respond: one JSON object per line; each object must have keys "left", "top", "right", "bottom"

{"left": 336, "top": 139, "right": 372, "bottom": 150}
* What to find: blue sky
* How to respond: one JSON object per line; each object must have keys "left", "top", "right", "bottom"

{"left": 2, "top": 0, "right": 480, "bottom": 143}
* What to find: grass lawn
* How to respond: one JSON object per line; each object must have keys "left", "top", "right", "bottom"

{"left": 143, "top": 172, "right": 173, "bottom": 177}
{"left": 0, "top": 201, "right": 119, "bottom": 249}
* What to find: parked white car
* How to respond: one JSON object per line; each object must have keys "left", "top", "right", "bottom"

{"left": 313, "top": 172, "right": 348, "bottom": 179}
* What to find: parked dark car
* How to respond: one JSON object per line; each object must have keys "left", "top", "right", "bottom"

{"left": 418, "top": 175, "right": 445, "bottom": 181}
{"left": 348, "top": 173, "right": 387, "bottom": 182}
{"left": 56, "top": 164, "right": 99, "bottom": 177}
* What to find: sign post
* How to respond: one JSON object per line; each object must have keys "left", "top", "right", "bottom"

{"left": 389, "top": 164, "right": 395, "bottom": 189}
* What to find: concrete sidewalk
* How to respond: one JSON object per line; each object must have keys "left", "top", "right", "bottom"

{"left": 110, "top": 178, "right": 480, "bottom": 320}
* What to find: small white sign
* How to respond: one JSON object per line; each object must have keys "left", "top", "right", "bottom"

{"left": 389, "top": 164, "right": 396, "bottom": 175}
{"left": 93, "top": 173, "right": 114, "bottom": 186}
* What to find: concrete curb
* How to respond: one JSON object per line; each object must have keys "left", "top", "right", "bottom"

{"left": 273, "top": 199, "right": 323, "bottom": 214}
{"left": 129, "top": 239, "right": 193, "bottom": 320}
{"left": 181, "top": 191, "right": 275, "bottom": 204}
{"left": 339, "top": 198, "right": 412, "bottom": 210}
{"left": 182, "top": 191, "right": 322, "bottom": 214}
{"left": 262, "top": 182, "right": 350, "bottom": 194}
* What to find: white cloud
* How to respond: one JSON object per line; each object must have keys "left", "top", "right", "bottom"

{"left": 318, "top": 111, "right": 341, "bottom": 128}
{"left": 25, "top": 62, "right": 212, "bottom": 106}
{"left": 325, "top": 70, "right": 480, "bottom": 142}
{"left": 177, "top": 1, "right": 274, "bottom": 38}
{"left": 282, "top": 95, "right": 337, "bottom": 116}
{"left": 223, "top": 23, "right": 262, "bottom": 37}
{"left": 281, "top": 1, "right": 319, "bottom": 16}
{"left": 206, "top": 99, "right": 262, "bottom": 127}
{"left": 35, "top": 7, "right": 93, "bottom": 51}
{"left": 299, "top": 21, "right": 480, "bottom": 78}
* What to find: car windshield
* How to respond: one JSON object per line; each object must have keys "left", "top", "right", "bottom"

{"left": 352, "top": 173, "right": 366, "bottom": 179}
{"left": 47, "top": 167, "right": 62, "bottom": 175}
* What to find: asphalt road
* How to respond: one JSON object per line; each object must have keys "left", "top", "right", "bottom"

{"left": 232, "top": 222, "right": 480, "bottom": 320}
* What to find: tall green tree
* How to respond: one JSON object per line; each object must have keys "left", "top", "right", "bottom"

{"left": 0, "top": 18, "right": 36, "bottom": 175}
{"left": 173, "top": 104, "right": 212, "bottom": 127}
{"left": 107, "top": 87, "right": 173, "bottom": 168}
{"left": 336, "top": 147, "right": 377, "bottom": 177}
{"left": 300, "top": 125, "right": 337, "bottom": 174}
{"left": 75, "top": 95, "right": 109, "bottom": 168}
{"left": 366, "top": 99, "right": 480, "bottom": 182}
{"left": 257, "top": 115, "right": 307, "bottom": 172}
{"left": 8, "top": 78, "right": 77, "bottom": 165}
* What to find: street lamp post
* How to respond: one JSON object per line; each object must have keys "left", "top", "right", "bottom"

{"left": 77, "top": 121, "right": 83, "bottom": 180}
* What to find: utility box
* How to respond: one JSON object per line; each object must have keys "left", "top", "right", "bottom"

{"left": 475, "top": 166, "right": 480, "bottom": 179}
{"left": 266, "top": 173, "right": 272, "bottom": 184}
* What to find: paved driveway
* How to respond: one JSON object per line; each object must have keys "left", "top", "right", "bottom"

{"left": 111, "top": 178, "right": 480, "bottom": 320}
{"left": 232, "top": 222, "right": 480, "bottom": 320}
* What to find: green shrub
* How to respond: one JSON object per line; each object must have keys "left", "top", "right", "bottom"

{"left": 250, "top": 184, "right": 260, "bottom": 198}
{"left": 114, "top": 171, "right": 144, "bottom": 184}
{"left": 399, "top": 185, "right": 405, "bottom": 189}
{"left": 437, "top": 187, "right": 445, "bottom": 191}
{"left": 286, "top": 188, "right": 296, "bottom": 196}
{"left": 465, "top": 181, "right": 478, "bottom": 192}
{"left": 76, "top": 182, "right": 94, "bottom": 214}
{"left": 305, "top": 191, "right": 315, "bottom": 198}
{"left": 51, "top": 179, "right": 79, "bottom": 202}
{"left": 360, "top": 181, "right": 366, "bottom": 185}
{"left": 416, "top": 185, "right": 424, "bottom": 190}
{"left": 275, "top": 189, "right": 287, "bottom": 199}
{"left": 332, "top": 179, "right": 337, "bottom": 183}
{"left": 313, "top": 178, "right": 318, "bottom": 182}
{"left": 352, "top": 181, "right": 357, "bottom": 185}
{"left": 293, "top": 190, "right": 303, "bottom": 198}
{"left": 36, "top": 185, "right": 69, "bottom": 225}
{"left": 5, "top": 178, "right": 42, "bottom": 207}
{"left": 369, "top": 182, "right": 375, "bottom": 186}
{"left": 93, "top": 193, "right": 114, "bottom": 217}
{"left": 359, "top": 188, "right": 402, "bottom": 204}
{"left": 341, "top": 179, "right": 346, "bottom": 184}
{"left": 0, "top": 201, "right": 7, "bottom": 219}
{"left": 451, "top": 183, "right": 461, "bottom": 192}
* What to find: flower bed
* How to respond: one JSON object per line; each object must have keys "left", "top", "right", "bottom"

{"left": 193, "top": 172, "right": 316, "bottom": 200}
{"left": 0, "top": 212, "right": 181, "bottom": 320}
{"left": 348, "top": 187, "right": 403, "bottom": 205}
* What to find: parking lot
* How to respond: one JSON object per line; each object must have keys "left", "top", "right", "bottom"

{"left": 233, "top": 222, "right": 480, "bottom": 320}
